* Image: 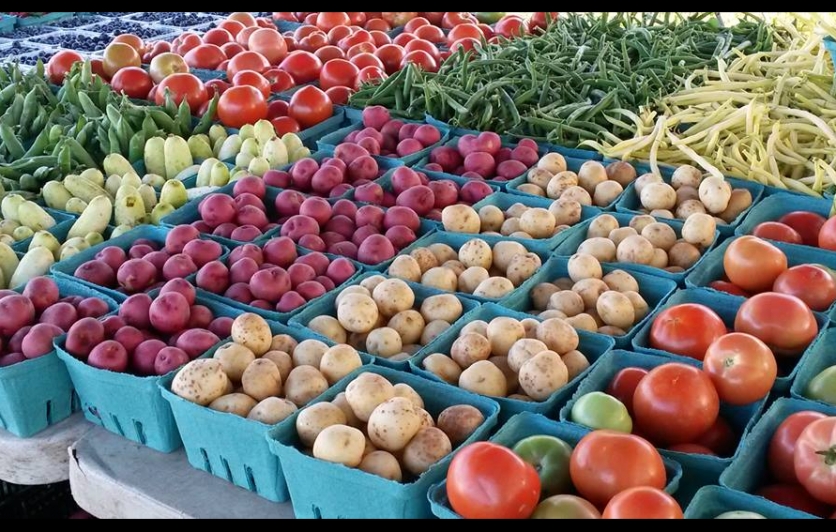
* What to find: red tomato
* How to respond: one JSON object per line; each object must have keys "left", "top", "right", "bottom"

{"left": 401, "top": 50, "right": 438, "bottom": 72}
{"left": 442, "top": 12, "right": 472, "bottom": 29}
{"left": 235, "top": 26, "right": 259, "bottom": 49}
{"left": 374, "top": 44, "right": 406, "bottom": 74}
{"left": 405, "top": 39, "right": 440, "bottom": 63}
{"left": 404, "top": 16, "right": 429, "bottom": 33}
{"left": 421, "top": 12, "right": 444, "bottom": 25}
{"left": 735, "top": 292, "right": 818, "bottom": 358}
{"left": 757, "top": 484, "right": 832, "bottom": 517}
{"left": 217, "top": 19, "right": 245, "bottom": 38}
{"left": 110, "top": 67, "right": 153, "bottom": 99}
{"left": 113, "top": 33, "right": 145, "bottom": 55}
{"left": 232, "top": 70, "right": 271, "bottom": 98}
{"left": 325, "top": 86, "right": 353, "bottom": 105}
{"left": 820, "top": 217, "right": 836, "bottom": 251}
{"left": 695, "top": 417, "right": 737, "bottom": 457}
{"left": 605, "top": 367, "right": 648, "bottom": 415}
{"left": 413, "top": 25, "right": 446, "bottom": 44}
{"left": 147, "top": 85, "right": 158, "bottom": 102}
{"left": 570, "top": 430, "right": 667, "bottom": 508}
{"left": 365, "top": 18, "right": 391, "bottom": 32}
{"left": 203, "top": 28, "right": 233, "bottom": 47}
{"left": 339, "top": 29, "right": 374, "bottom": 52}
{"left": 204, "top": 79, "right": 230, "bottom": 97}
{"left": 633, "top": 363, "right": 720, "bottom": 446}
{"left": 649, "top": 304, "right": 727, "bottom": 361}
{"left": 394, "top": 32, "right": 418, "bottom": 47}
{"left": 724, "top": 236, "right": 788, "bottom": 293}
{"left": 328, "top": 25, "right": 353, "bottom": 46}
{"left": 602, "top": 487, "right": 683, "bottom": 519}
{"left": 267, "top": 99, "right": 290, "bottom": 119}
{"left": 316, "top": 12, "right": 350, "bottom": 31}
{"left": 346, "top": 43, "right": 377, "bottom": 59}
{"left": 774, "top": 265, "right": 836, "bottom": 311}
{"left": 90, "top": 58, "right": 108, "bottom": 81}
{"left": 350, "top": 52, "right": 384, "bottom": 71}
{"left": 248, "top": 28, "right": 288, "bottom": 65}
{"left": 47, "top": 51, "right": 85, "bottom": 84}
{"left": 227, "top": 51, "right": 270, "bottom": 79}
{"left": 358, "top": 66, "right": 387, "bottom": 84}
{"left": 221, "top": 42, "right": 245, "bottom": 59}
{"left": 289, "top": 85, "right": 334, "bottom": 129}
{"left": 703, "top": 333, "right": 777, "bottom": 405}
{"left": 369, "top": 30, "right": 392, "bottom": 47}
{"left": 779, "top": 211, "right": 827, "bottom": 247}
{"left": 217, "top": 85, "right": 268, "bottom": 129}
{"left": 450, "top": 38, "right": 481, "bottom": 53}
{"left": 794, "top": 417, "right": 836, "bottom": 505}
{"left": 768, "top": 410, "right": 828, "bottom": 484}
{"left": 273, "top": 12, "right": 298, "bottom": 22}
{"left": 319, "top": 59, "right": 360, "bottom": 91}
{"left": 304, "top": 14, "right": 318, "bottom": 26}
{"left": 279, "top": 51, "right": 323, "bottom": 84}
{"left": 448, "top": 23, "right": 483, "bottom": 44}
{"left": 347, "top": 12, "right": 366, "bottom": 26}
{"left": 183, "top": 44, "right": 226, "bottom": 70}
{"left": 753, "top": 222, "right": 803, "bottom": 245}
{"left": 228, "top": 12, "right": 257, "bottom": 27}
{"left": 495, "top": 16, "right": 528, "bottom": 39}
{"left": 293, "top": 25, "right": 320, "bottom": 41}
{"left": 298, "top": 32, "right": 328, "bottom": 52}
{"left": 174, "top": 33, "right": 202, "bottom": 56}
{"left": 667, "top": 443, "right": 716, "bottom": 455}
{"left": 529, "top": 12, "right": 560, "bottom": 32}
{"left": 271, "top": 116, "right": 301, "bottom": 136}
{"left": 263, "top": 68, "right": 295, "bottom": 94}
{"left": 446, "top": 442, "right": 540, "bottom": 519}
{"left": 316, "top": 45, "right": 346, "bottom": 63}
{"left": 708, "top": 280, "right": 750, "bottom": 298}
{"left": 155, "top": 73, "right": 208, "bottom": 114}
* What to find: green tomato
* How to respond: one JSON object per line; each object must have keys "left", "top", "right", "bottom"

{"left": 532, "top": 495, "right": 601, "bottom": 519}
{"left": 570, "top": 391, "right": 633, "bottom": 433}
{"left": 806, "top": 365, "right": 836, "bottom": 406}
{"left": 512, "top": 435, "right": 573, "bottom": 497}
{"left": 715, "top": 511, "right": 767, "bottom": 519}
{"left": 475, "top": 12, "right": 506, "bottom": 24}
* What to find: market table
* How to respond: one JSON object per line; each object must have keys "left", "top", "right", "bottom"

{"left": 68, "top": 426, "right": 295, "bottom": 519}
{"left": 0, "top": 413, "right": 93, "bottom": 485}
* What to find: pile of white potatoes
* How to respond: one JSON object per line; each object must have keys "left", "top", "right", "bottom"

{"left": 441, "top": 200, "right": 581, "bottom": 241}
{"left": 421, "top": 316, "right": 591, "bottom": 402}
{"left": 306, "top": 276, "right": 464, "bottom": 361}
{"left": 388, "top": 238, "right": 540, "bottom": 299}
{"left": 577, "top": 213, "right": 716, "bottom": 273}
{"left": 529, "top": 257, "right": 650, "bottom": 337}
{"left": 293, "top": 372, "right": 485, "bottom": 481}
{"left": 634, "top": 164, "right": 752, "bottom": 223}
{"left": 171, "top": 314, "right": 363, "bottom": 423}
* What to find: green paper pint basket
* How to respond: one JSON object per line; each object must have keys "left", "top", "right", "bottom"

{"left": 684, "top": 485, "right": 817, "bottom": 519}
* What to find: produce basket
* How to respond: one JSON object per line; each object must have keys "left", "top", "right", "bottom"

{"left": 790, "top": 326, "right": 836, "bottom": 410}
{"left": 684, "top": 485, "right": 816, "bottom": 519}
{"left": 427, "top": 411, "right": 683, "bottom": 519}
{"left": 55, "top": 295, "right": 239, "bottom": 453}
{"left": 411, "top": 303, "right": 615, "bottom": 424}
{"left": 504, "top": 255, "right": 678, "bottom": 348}
{"left": 0, "top": 277, "right": 118, "bottom": 438}
{"left": 266, "top": 365, "right": 501, "bottom": 519}
{"left": 719, "top": 397, "right": 836, "bottom": 518}
{"left": 290, "top": 271, "right": 481, "bottom": 370}
{"left": 0, "top": 15, "right": 16, "bottom": 34}
{"left": 559, "top": 350, "right": 766, "bottom": 506}
{"left": 631, "top": 288, "right": 829, "bottom": 394}
{"left": 735, "top": 192, "right": 833, "bottom": 240}
{"left": 16, "top": 12, "right": 74, "bottom": 27}
{"left": 553, "top": 212, "right": 721, "bottom": 284}
{"left": 159, "top": 320, "right": 374, "bottom": 503}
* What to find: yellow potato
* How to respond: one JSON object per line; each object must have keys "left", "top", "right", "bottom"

{"left": 518, "top": 351, "right": 569, "bottom": 401}
{"left": 296, "top": 402, "right": 347, "bottom": 447}
{"left": 422, "top": 354, "right": 462, "bottom": 384}
{"left": 231, "top": 313, "right": 272, "bottom": 356}
{"left": 320, "top": 345, "right": 363, "bottom": 385}
{"left": 313, "top": 425, "right": 365, "bottom": 467}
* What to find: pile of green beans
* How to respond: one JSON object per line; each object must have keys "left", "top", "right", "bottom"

{"left": 351, "top": 12, "right": 781, "bottom": 147}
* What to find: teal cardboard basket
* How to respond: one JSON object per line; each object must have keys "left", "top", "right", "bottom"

{"left": 384, "top": 231, "right": 553, "bottom": 306}
{"left": 470, "top": 192, "right": 600, "bottom": 251}
{"left": 16, "top": 12, "right": 74, "bottom": 26}
{"left": 504, "top": 255, "right": 678, "bottom": 348}
{"left": 554, "top": 212, "right": 721, "bottom": 285}
{"left": 265, "top": 365, "right": 500, "bottom": 519}
{"left": 791, "top": 326, "right": 836, "bottom": 409}
{"left": 559, "top": 350, "right": 766, "bottom": 507}
{"left": 411, "top": 303, "right": 615, "bottom": 424}
{"left": 613, "top": 160, "right": 765, "bottom": 235}
{"left": 684, "top": 485, "right": 817, "bottom": 519}
{"left": 686, "top": 235, "right": 836, "bottom": 317}
{"left": 735, "top": 193, "right": 833, "bottom": 241}
{"left": 825, "top": 37, "right": 836, "bottom": 72}
{"left": 290, "top": 271, "right": 481, "bottom": 371}
{"left": 719, "top": 397, "right": 836, "bottom": 519}
{"left": 0, "top": 15, "right": 16, "bottom": 33}
{"left": 55, "top": 295, "right": 239, "bottom": 453}
{"left": 632, "top": 288, "right": 829, "bottom": 394}
{"left": 0, "top": 277, "right": 117, "bottom": 438}
{"left": 159, "top": 320, "right": 374, "bottom": 503}
{"left": 427, "top": 411, "right": 683, "bottom": 519}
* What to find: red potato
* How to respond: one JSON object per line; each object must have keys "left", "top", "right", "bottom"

{"left": 299, "top": 234, "right": 326, "bottom": 251}
{"left": 134, "top": 239, "right": 160, "bottom": 250}
{"left": 77, "top": 298, "right": 110, "bottom": 319}
{"left": 117, "top": 259, "right": 158, "bottom": 293}
{"left": 197, "top": 261, "right": 231, "bottom": 294}
{"left": 149, "top": 293, "right": 191, "bottom": 335}
{"left": 114, "top": 326, "right": 145, "bottom": 355}
{"left": 363, "top": 105, "right": 391, "bottom": 130}
{"left": 119, "top": 294, "right": 153, "bottom": 330}
{"left": 384, "top": 206, "right": 420, "bottom": 231}
{"left": 101, "top": 316, "right": 126, "bottom": 338}
{"left": 227, "top": 257, "right": 258, "bottom": 285}
{"left": 129, "top": 245, "right": 155, "bottom": 259}
{"left": 8, "top": 326, "right": 31, "bottom": 353}
{"left": 264, "top": 170, "right": 291, "bottom": 188}
{"left": 237, "top": 205, "right": 269, "bottom": 229}
{"left": 296, "top": 252, "right": 330, "bottom": 276}
{"left": 188, "top": 305, "right": 214, "bottom": 329}
{"left": 381, "top": 120, "right": 404, "bottom": 138}
{"left": 497, "top": 160, "right": 527, "bottom": 179}
{"left": 428, "top": 180, "right": 459, "bottom": 208}
{"left": 251, "top": 300, "right": 272, "bottom": 310}
{"left": 277, "top": 291, "right": 307, "bottom": 312}
{"left": 75, "top": 261, "right": 117, "bottom": 288}
{"left": 322, "top": 232, "right": 345, "bottom": 247}
{"left": 512, "top": 146, "right": 539, "bottom": 167}
{"left": 358, "top": 137, "right": 381, "bottom": 155}
{"left": 21, "top": 324, "right": 63, "bottom": 359}
{"left": 332, "top": 199, "right": 358, "bottom": 219}
{"left": 200, "top": 194, "right": 237, "bottom": 228}
{"left": 329, "top": 241, "right": 358, "bottom": 259}
{"left": 312, "top": 165, "right": 346, "bottom": 195}
{"left": 392, "top": 167, "right": 422, "bottom": 194}
{"left": 39, "top": 303, "right": 77, "bottom": 332}
{"left": 229, "top": 244, "right": 264, "bottom": 266}
{"left": 213, "top": 223, "right": 237, "bottom": 238}
{"left": 230, "top": 225, "right": 263, "bottom": 241}
{"left": 299, "top": 197, "right": 332, "bottom": 226}
{"left": 396, "top": 185, "right": 435, "bottom": 216}
{"left": 326, "top": 257, "right": 356, "bottom": 284}
{"left": 225, "top": 283, "right": 254, "bottom": 304}
{"left": 0, "top": 289, "right": 17, "bottom": 300}
{"left": 334, "top": 144, "right": 371, "bottom": 166}
{"left": 358, "top": 234, "right": 396, "bottom": 264}
{"left": 348, "top": 156, "right": 379, "bottom": 182}
{"left": 132, "top": 339, "right": 167, "bottom": 376}
{"left": 460, "top": 181, "right": 493, "bottom": 204}
{"left": 399, "top": 123, "right": 420, "bottom": 142}
{"left": 330, "top": 184, "right": 354, "bottom": 199}
{"left": 352, "top": 225, "right": 381, "bottom": 247}
{"left": 323, "top": 157, "right": 348, "bottom": 172}
{"left": 316, "top": 275, "right": 337, "bottom": 291}
{"left": 192, "top": 221, "right": 212, "bottom": 233}
{"left": 250, "top": 268, "right": 292, "bottom": 302}
{"left": 209, "top": 317, "right": 234, "bottom": 338}
{"left": 23, "top": 277, "right": 59, "bottom": 314}
{"left": 464, "top": 152, "right": 496, "bottom": 178}
{"left": 324, "top": 215, "right": 356, "bottom": 239}
{"left": 297, "top": 280, "right": 326, "bottom": 301}
{"left": 0, "top": 353, "right": 25, "bottom": 367}
{"left": 88, "top": 341, "right": 129, "bottom": 373}
{"left": 288, "top": 263, "right": 317, "bottom": 288}
{"left": 144, "top": 251, "right": 170, "bottom": 272}
{"left": 275, "top": 190, "right": 306, "bottom": 217}
{"left": 413, "top": 125, "right": 441, "bottom": 147}
{"left": 262, "top": 237, "right": 297, "bottom": 267}
{"left": 160, "top": 279, "right": 197, "bottom": 306}
{"left": 233, "top": 176, "right": 267, "bottom": 198}
{"left": 60, "top": 295, "right": 83, "bottom": 306}
{"left": 234, "top": 193, "right": 266, "bottom": 212}
{"left": 176, "top": 329, "right": 221, "bottom": 359}
{"left": 355, "top": 182, "right": 385, "bottom": 204}
{"left": 357, "top": 127, "right": 384, "bottom": 145}
{"left": 386, "top": 225, "right": 417, "bottom": 249}
{"left": 65, "top": 318, "right": 106, "bottom": 359}
{"left": 291, "top": 158, "right": 320, "bottom": 190}
{"left": 163, "top": 254, "right": 198, "bottom": 281}
{"left": 165, "top": 225, "right": 200, "bottom": 254}
{"left": 154, "top": 347, "right": 190, "bottom": 376}
{"left": 282, "top": 215, "right": 320, "bottom": 241}
{"left": 397, "top": 138, "right": 423, "bottom": 157}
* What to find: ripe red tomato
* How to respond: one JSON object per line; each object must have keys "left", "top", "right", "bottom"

{"left": 217, "top": 85, "right": 268, "bottom": 129}
{"left": 235, "top": 26, "right": 259, "bottom": 48}
{"left": 110, "top": 67, "right": 153, "bottom": 99}
{"left": 448, "top": 23, "right": 484, "bottom": 44}
{"left": 293, "top": 25, "right": 319, "bottom": 41}
{"left": 667, "top": 443, "right": 716, "bottom": 455}
{"left": 703, "top": 333, "right": 777, "bottom": 405}
{"left": 263, "top": 68, "right": 295, "bottom": 94}
{"left": 768, "top": 410, "right": 828, "bottom": 484}
{"left": 695, "top": 417, "right": 737, "bottom": 457}
{"left": 350, "top": 52, "right": 384, "bottom": 71}
{"left": 174, "top": 33, "right": 202, "bottom": 56}
{"left": 315, "top": 45, "right": 346, "bottom": 63}
{"left": 421, "top": 12, "right": 444, "bottom": 25}
{"left": 183, "top": 44, "right": 227, "bottom": 70}
{"left": 204, "top": 79, "right": 230, "bottom": 97}
{"left": 316, "top": 12, "right": 351, "bottom": 31}
{"left": 346, "top": 12, "right": 366, "bottom": 26}
{"left": 405, "top": 39, "right": 441, "bottom": 64}
{"left": 340, "top": 29, "right": 375, "bottom": 52}
{"left": 724, "top": 236, "right": 788, "bottom": 293}
{"left": 375, "top": 44, "right": 406, "bottom": 74}
{"left": 633, "top": 363, "right": 720, "bottom": 446}
{"left": 757, "top": 484, "right": 832, "bottom": 517}
{"left": 248, "top": 28, "right": 288, "bottom": 65}
{"left": 450, "top": 38, "right": 482, "bottom": 53}
{"left": 569, "top": 430, "right": 666, "bottom": 508}
{"left": 325, "top": 86, "right": 353, "bottom": 105}
{"left": 401, "top": 50, "right": 438, "bottom": 72}
{"left": 203, "top": 28, "right": 234, "bottom": 47}
{"left": 227, "top": 51, "right": 270, "bottom": 79}
{"left": 446, "top": 442, "right": 541, "bottom": 519}
{"left": 279, "top": 51, "right": 323, "bottom": 84}
{"left": 47, "top": 50, "right": 84, "bottom": 84}
{"left": 319, "top": 59, "right": 360, "bottom": 90}
{"left": 90, "top": 58, "right": 108, "bottom": 81}
{"left": 529, "top": 12, "right": 560, "bottom": 32}
{"left": 404, "top": 16, "right": 429, "bottom": 33}
{"left": 221, "top": 42, "right": 245, "bottom": 59}
{"left": 155, "top": 73, "right": 208, "bottom": 114}
{"left": 602, "top": 487, "right": 683, "bottom": 519}
{"left": 794, "top": 417, "right": 836, "bottom": 505}
{"left": 649, "top": 304, "right": 727, "bottom": 361}
{"left": 734, "top": 292, "right": 818, "bottom": 358}
{"left": 753, "top": 222, "right": 803, "bottom": 245}
{"left": 271, "top": 116, "right": 301, "bottom": 136}
{"left": 605, "top": 367, "right": 647, "bottom": 415}
{"left": 393, "top": 33, "right": 417, "bottom": 47}
{"left": 495, "top": 15, "right": 528, "bottom": 39}
{"left": 365, "top": 18, "right": 391, "bottom": 32}
{"left": 289, "top": 85, "right": 333, "bottom": 129}
{"left": 232, "top": 70, "right": 271, "bottom": 98}
{"left": 774, "top": 265, "right": 836, "bottom": 311}
{"left": 217, "top": 19, "right": 245, "bottom": 38}
{"left": 708, "top": 280, "right": 750, "bottom": 298}
{"left": 267, "top": 99, "right": 290, "bottom": 119}
{"left": 327, "top": 26, "right": 353, "bottom": 46}
{"left": 369, "top": 30, "right": 392, "bottom": 47}
{"left": 820, "top": 217, "right": 836, "bottom": 251}
{"left": 358, "top": 66, "right": 387, "bottom": 84}
{"left": 346, "top": 43, "right": 377, "bottom": 59}
{"left": 228, "top": 12, "right": 257, "bottom": 28}
{"left": 442, "top": 12, "right": 473, "bottom": 29}
{"left": 413, "top": 25, "right": 446, "bottom": 44}
{"left": 779, "top": 211, "right": 827, "bottom": 247}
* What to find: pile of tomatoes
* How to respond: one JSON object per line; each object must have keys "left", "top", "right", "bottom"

{"left": 750, "top": 209, "right": 836, "bottom": 251}
{"left": 446, "top": 427, "right": 682, "bottom": 519}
